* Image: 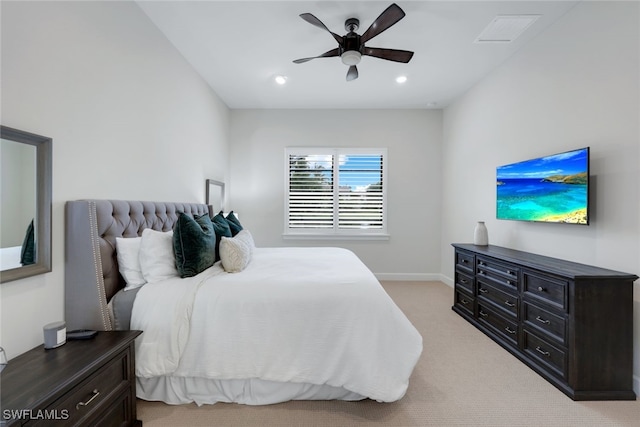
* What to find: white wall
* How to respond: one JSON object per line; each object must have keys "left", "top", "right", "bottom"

{"left": 229, "top": 109, "right": 442, "bottom": 279}
{"left": 440, "top": 2, "right": 640, "bottom": 391}
{"left": 0, "top": 1, "right": 230, "bottom": 359}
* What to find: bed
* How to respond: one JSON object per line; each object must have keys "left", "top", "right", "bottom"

{"left": 65, "top": 199, "right": 423, "bottom": 406}
{"left": 0, "top": 246, "right": 22, "bottom": 270}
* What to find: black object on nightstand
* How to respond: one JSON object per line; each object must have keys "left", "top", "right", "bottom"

{"left": 0, "top": 330, "right": 142, "bottom": 426}
{"left": 66, "top": 329, "right": 98, "bottom": 340}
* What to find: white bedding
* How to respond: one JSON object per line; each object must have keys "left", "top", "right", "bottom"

{"left": 0, "top": 246, "right": 22, "bottom": 270}
{"left": 131, "top": 247, "right": 423, "bottom": 405}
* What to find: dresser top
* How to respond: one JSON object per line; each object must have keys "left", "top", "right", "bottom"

{"left": 452, "top": 243, "right": 638, "bottom": 281}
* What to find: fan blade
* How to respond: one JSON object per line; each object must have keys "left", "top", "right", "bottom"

{"left": 361, "top": 3, "right": 406, "bottom": 43}
{"left": 293, "top": 48, "right": 340, "bottom": 64}
{"left": 299, "top": 13, "right": 343, "bottom": 45}
{"left": 363, "top": 47, "right": 414, "bottom": 63}
{"left": 346, "top": 65, "right": 358, "bottom": 81}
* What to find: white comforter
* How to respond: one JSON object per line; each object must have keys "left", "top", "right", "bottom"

{"left": 131, "top": 247, "right": 422, "bottom": 403}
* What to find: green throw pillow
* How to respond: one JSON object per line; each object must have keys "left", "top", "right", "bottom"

{"left": 211, "top": 212, "right": 232, "bottom": 261}
{"left": 225, "top": 211, "right": 243, "bottom": 236}
{"left": 173, "top": 212, "right": 216, "bottom": 278}
{"left": 20, "top": 219, "right": 35, "bottom": 266}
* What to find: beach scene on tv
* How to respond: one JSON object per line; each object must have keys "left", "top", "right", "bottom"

{"left": 496, "top": 148, "right": 589, "bottom": 224}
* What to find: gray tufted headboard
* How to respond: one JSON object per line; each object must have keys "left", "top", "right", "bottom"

{"left": 65, "top": 200, "right": 213, "bottom": 331}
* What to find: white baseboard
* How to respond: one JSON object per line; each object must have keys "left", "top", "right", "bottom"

{"left": 441, "top": 275, "right": 454, "bottom": 288}
{"left": 634, "top": 374, "right": 639, "bottom": 396}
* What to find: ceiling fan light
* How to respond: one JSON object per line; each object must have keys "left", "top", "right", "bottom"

{"left": 341, "top": 50, "right": 361, "bottom": 66}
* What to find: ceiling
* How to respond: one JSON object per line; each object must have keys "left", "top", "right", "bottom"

{"left": 136, "top": 1, "right": 579, "bottom": 109}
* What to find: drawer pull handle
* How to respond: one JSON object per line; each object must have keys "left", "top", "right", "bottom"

{"left": 504, "top": 301, "right": 515, "bottom": 307}
{"left": 506, "top": 280, "right": 513, "bottom": 286}
{"left": 462, "top": 259, "right": 468, "bottom": 264}
{"left": 535, "top": 346, "right": 551, "bottom": 357}
{"left": 537, "top": 286, "right": 546, "bottom": 292}
{"left": 478, "top": 270, "right": 485, "bottom": 276}
{"left": 460, "top": 279, "right": 467, "bottom": 284}
{"left": 478, "top": 288, "right": 488, "bottom": 294}
{"left": 507, "top": 270, "right": 513, "bottom": 275}
{"left": 76, "top": 389, "right": 100, "bottom": 410}
{"left": 505, "top": 327, "right": 516, "bottom": 335}
{"left": 536, "top": 316, "right": 550, "bottom": 325}
{"left": 479, "top": 310, "right": 488, "bottom": 318}
{"left": 461, "top": 299, "right": 469, "bottom": 305}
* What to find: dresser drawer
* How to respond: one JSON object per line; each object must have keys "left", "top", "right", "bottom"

{"left": 478, "top": 303, "right": 519, "bottom": 346}
{"left": 523, "top": 330, "right": 566, "bottom": 379}
{"left": 477, "top": 280, "right": 518, "bottom": 318}
{"left": 455, "top": 270, "right": 474, "bottom": 293}
{"left": 456, "top": 250, "right": 474, "bottom": 274}
{"left": 476, "top": 256, "right": 519, "bottom": 293}
{"left": 454, "top": 287, "right": 475, "bottom": 317}
{"left": 30, "top": 350, "right": 129, "bottom": 426}
{"left": 523, "top": 301, "right": 566, "bottom": 344}
{"left": 523, "top": 270, "right": 568, "bottom": 312}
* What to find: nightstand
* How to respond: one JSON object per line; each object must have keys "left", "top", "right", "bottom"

{"left": 1, "top": 330, "right": 142, "bottom": 426}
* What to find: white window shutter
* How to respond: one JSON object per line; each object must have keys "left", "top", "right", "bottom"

{"left": 286, "top": 148, "right": 387, "bottom": 236}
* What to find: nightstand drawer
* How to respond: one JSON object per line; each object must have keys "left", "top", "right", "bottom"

{"left": 30, "top": 350, "right": 129, "bottom": 426}
{"left": 523, "top": 301, "right": 566, "bottom": 344}
{"left": 91, "top": 390, "right": 132, "bottom": 427}
{"left": 524, "top": 330, "right": 566, "bottom": 379}
{"left": 523, "top": 270, "right": 567, "bottom": 311}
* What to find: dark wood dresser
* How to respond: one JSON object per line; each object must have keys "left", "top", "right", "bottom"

{"left": 1, "top": 330, "right": 141, "bottom": 426}
{"left": 452, "top": 243, "right": 637, "bottom": 401}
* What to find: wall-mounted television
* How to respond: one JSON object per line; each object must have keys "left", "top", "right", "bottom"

{"left": 496, "top": 147, "right": 589, "bottom": 225}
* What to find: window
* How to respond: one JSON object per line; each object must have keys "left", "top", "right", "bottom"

{"left": 285, "top": 148, "right": 387, "bottom": 238}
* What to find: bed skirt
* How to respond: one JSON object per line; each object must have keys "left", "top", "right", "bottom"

{"left": 137, "top": 377, "right": 366, "bottom": 406}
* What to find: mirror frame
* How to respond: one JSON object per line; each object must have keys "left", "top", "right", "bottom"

{"left": 206, "top": 179, "right": 225, "bottom": 213}
{"left": 0, "top": 126, "right": 52, "bottom": 283}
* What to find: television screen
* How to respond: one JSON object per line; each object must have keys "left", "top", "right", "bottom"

{"left": 496, "top": 147, "right": 589, "bottom": 225}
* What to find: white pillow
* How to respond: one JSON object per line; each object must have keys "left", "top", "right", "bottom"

{"left": 219, "top": 235, "right": 251, "bottom": 273}
{"left": 115, "top": 237, "right": 146, "bottom": 291}
{"left": 139, "top": 229, "right": 178, "bottom": 282}
{"left": 234, "top": 229, "right": 255, "bottom": 254}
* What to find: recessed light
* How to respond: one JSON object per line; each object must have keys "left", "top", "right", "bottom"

{"left": 274, "top": 75, "right": 288, "bottom": 85}
{"left": 395, "top": 75, "right": 407, "bottom": 84}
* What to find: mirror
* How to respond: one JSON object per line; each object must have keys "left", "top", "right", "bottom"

{"left": 206, "top": 179, "right": 225, "bottom": 213}
{"left": 0, "top": 126, "right": 52, "bottom": 283}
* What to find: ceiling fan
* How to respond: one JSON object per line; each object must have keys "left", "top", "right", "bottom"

{"left": 293, "top": 3, "right": 414, "bottom": 81}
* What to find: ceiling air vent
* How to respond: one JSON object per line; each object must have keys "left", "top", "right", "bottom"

{"left": 474, "top": 15, "right": 541, "bottom": 43}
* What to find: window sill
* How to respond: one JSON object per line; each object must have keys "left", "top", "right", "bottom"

{"left": 282, "top": 233, "right": 390, "bottom": 241}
